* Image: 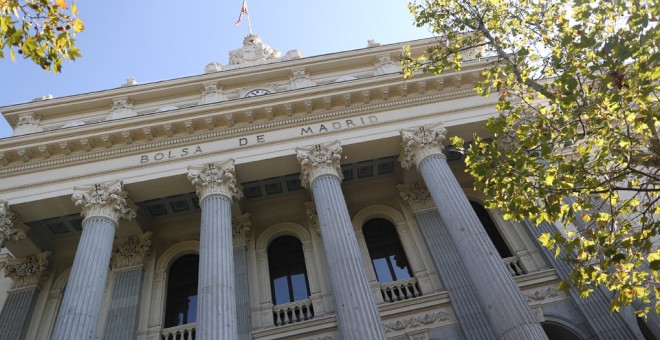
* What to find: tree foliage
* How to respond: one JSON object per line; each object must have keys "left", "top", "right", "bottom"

{"left": 1, "top": 0, "right": 83, "bottom": 72}
{"left": 404, "top": 0, "right": 660, "bottom": 315}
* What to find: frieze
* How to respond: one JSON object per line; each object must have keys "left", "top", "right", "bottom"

{"left": 382, "top": 311, "right": 450, "bottom": 333}
{"left": 525, "top": 287, "right": 560, "bottom": 302}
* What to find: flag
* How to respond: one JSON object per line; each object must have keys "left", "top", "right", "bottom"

{"left": 235, "top": 0, "right": 248, "bottom": 25}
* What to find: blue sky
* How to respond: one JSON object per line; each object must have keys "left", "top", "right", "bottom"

{"left": 0, "top": 1, "right": 432, "bottom": 138}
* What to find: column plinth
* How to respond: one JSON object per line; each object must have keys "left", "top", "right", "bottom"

{"left": 52, "top": 180, "right": 136, "bottom": 340}
{"left": 400, "top": 124, "right": 547, "bottom": 340}
{"left": 297, "top": 141, "right": 386, "bottom": 340}
{"left": 188, "top": 160, "right": 242, "bottom": 340}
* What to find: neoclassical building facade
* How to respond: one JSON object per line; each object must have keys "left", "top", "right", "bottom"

{"left": 0, "top": 36, "right": 656, "bottom": 340}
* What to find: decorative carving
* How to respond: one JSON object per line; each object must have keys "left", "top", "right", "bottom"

{"left": 232, "top": 213, "right": 251, "bottom": 247}
{"left": 290, "top": 67, "right": 316, "bottom": 89}
{"left": 343, "top": 93, "right": 351, "bottom": 107}
{"left": 184, "top": 120, "right": 194, "bottom": 134}
{"left": 375, "top": 54, "right": 400, "bottom": 75}
{"left": 304, "top": 201, "right": 320, "bottom": 236}
{"left": 382, "top": 311, "right": 450, "bottom": 333}
{"left": 228, "top": 34, "right": 280, "bottom": 66}
{"left": 284, "top": 103, "right": 293, "bottom": 116}
{"left": 187, "top": 160, "right": 243, "bottom": 202}
{"left": 60, "top": 141, "right": 71, "bottom": 155}
{"left": 121, "top": 131, "right": 133, "bottom": 144}
{"left": 526, "top": 287, "right": 560, "bottom": 302}
{"left": 101, "top": 135, "right": 113, "bottom": 148}
{"left": 17, "top": 149, "right": 29, "bottom": 162}
{"left": 532, "top": 306, "right": 545, "bottom": 322}
{"left": 71, "top": 179, "right": 137, "bottom": 224}
{"left": 106, "top": 96, "right": 137, "bottom": 120}
{"left": 204, "top": 117, "right": 215, "bottom": 130}
{"left": 120, "top": 77, "right": 138, "bottom": 87}
{"left": 397, "top": 183, "right": 435, "bottom": 212}
{"left": 324, "top": 97, "right": 332, "bottom": 110}
{"left": 38, "top": 145, "right": 51, "bottom": 158}
{"left": 362, "top": 90, "right": 370, "bottom": 103}
{"left": 0, "top": 153, "right": 7, "bottom": 166}
{"left": 304, "top": 100, "right": 312, "bottom": 114}
{"left": 367, "top": 39, "right": 381, "bottom": 47}
{"left": 163, "top": 123, "right": 174, "bottom": 137}
{"left": 407, "top": 330, "right": 429, "bottom": 340}
{"left": 0, "top": 201, "right": 28, "bottom": 247}
{"left": 418, "top": 80, "right": 426, "bottom": 94}
{"left": 204, "top": 62, "right": 222, "bottom": 73}
{"left": 111, "top": 232, "right": 152, "bottom": 270}
{"left": 382, "top": 87, "right": 390, "bottom": 100}
{"left": 199, "top": 81, "right": 226, "bottom": 104}
{"left": 225, "top": 113, "right": 234, "bottom": 127}
{"left": 296, "top": 140, "right": 343, "bottom": 188}
{"left": 143, "top": 127, "right": 153, "bottom": 140}
{"left": 13, "top": 112, "right": 43, "bottom": 136}
{"left": 400, "top": 83, "right": 408, "bottom": 97}
{"left": 80, "top": 138, "right": 91, "bottom": 151}
{"left": 399, "top": 123, "right": 447, "bottom": 169}
{"left": 1, "top": 251, "right": 50, "bottom": 289}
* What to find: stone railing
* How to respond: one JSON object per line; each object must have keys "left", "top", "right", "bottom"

{"left": 272, "top": 298, "right": 315, "bottom": 326}
{"left": 380, "top": 277, "right": 422, "bottom": 303}
{"left": 503, "top": 255, "right": 526, "bottom": 276}
{"left": 161, "top": 322, "right": 196, "bottom": 340}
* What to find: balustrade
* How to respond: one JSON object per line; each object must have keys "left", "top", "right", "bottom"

{"left": 380, "top": 277, "right": 422, "bottom": 303}
{"left": 272, "top": 299, "right": 314, "bottom": 326}
{"left": 161, "top": 323, "right": 196, "bottom": 340}
{"left": 503, "top": 256, "right": 526, "bottom": 276}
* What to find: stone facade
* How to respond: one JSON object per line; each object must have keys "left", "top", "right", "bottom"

{"left": 0, "top": 36, "right": 654, "bottom": 340}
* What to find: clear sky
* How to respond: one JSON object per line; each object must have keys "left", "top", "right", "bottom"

{"left": 0, "top": 1, "right": 432, "bottom": 138}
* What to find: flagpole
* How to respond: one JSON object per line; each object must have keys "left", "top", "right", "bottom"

{"left": 246, "top": 1, "right": 253, "bottom": 35}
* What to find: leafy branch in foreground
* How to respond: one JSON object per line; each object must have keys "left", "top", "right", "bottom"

{"left": 1, "top": 0, "right": 83, "bottom": 72}
{"left": 405, "top": 0, "right": 660, "bottom": 315}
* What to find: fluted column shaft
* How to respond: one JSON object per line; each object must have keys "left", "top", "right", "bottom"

{"left": 197, "top": 194, "right": 236, "bottom": 339}
{"left": 234, "top": 244, "right": 250, "bottom": 340}
{"left": 102, "top": 268, "right": 144, "bottom": 340}
{"left": 188, "top": 160, "right": 242, "bottom": 340}
{"left": 51, "top": 216, "right": 117, "bottom": 340}
{"left": 525, "top": 221, "right": 638, "bottom": 339}
{"left": 415, "top": 209, "right": 496, "bottom": 339}
{"left": 311, "top": 176, "right": 387, "bottom": 339}
{"left": 0, "top": 287, "right": 40, "bottom": 340}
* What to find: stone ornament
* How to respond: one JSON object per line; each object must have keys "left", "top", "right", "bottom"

{"left": 13, "top": 112, "right": 44, "bottom": 136}
{"left": 296, "top": 140, "right": 343, "bottom": 188}
{"left": 397, "top": 183, "right": 435, "bottom": 212}
{"left": 304, "top": 201, "right": 320, "bottom": 236}
{"left": 228, "top": 34, "right": 280, "bottom": 66}
{"left": 382, "top": 311, "right": 450, "bottom": 333}
{"left": 1, "top": 251, "right": 51, "bottom": 289}
{"left": 106, "top": 96, "right": 137, "bottom": 121}
{"left": 232, "top": 213, "right": 251, "bottom": 247}
{"left": 187, "top": 159, "right": 243, "bottom": 202}
{"left": 399, "top": 123, "right": 447, "bottom": 169}
{"left": 72, "top": 179, "right": 137, "bottom": 224}
{"left": 111, "top": 231, "right": 152, "bottom": 270}
{"left": 0, "top": 201, "right": 28, "bottom": 247}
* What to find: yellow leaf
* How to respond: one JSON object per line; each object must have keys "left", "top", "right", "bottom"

{"left": 56, "top": 0, "right": 67, "bottom": 9}
{"left": 73, "top": 18, "right": 84, "bottom": 33}
{"left": 72, "top": 3, "right": 78, "bottom": 16}
{"left": 9, "top": 48, "right": 14, "bottom": 62}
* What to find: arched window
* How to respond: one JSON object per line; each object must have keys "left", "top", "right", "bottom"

{"left": 267, "top": 236, "right": 311, "bottom": 305}
{"left": 470, "top": 201, "right": 513, "bottom": 258}
{"left": 164, "top": 254, "right": 199, "bottom": 328}
{"left": 542, "top": 322, "right": 582, "bottom": 340}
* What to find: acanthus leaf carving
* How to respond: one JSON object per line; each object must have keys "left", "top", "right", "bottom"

{"left": 399, "top": 123, "right": 447, "bottom": 169}
{"left": 1, "top": 251, "right": 51, "bottom": 289}
{"left": 296, "top": 140, "right": 343, "bottom": 188}
{"left": 382, "top": 311, "right": 450, "bottom": 333}
{"left": 232, "top": 213, "right": 251, "bottom": 247}
{"left": 0, "top": 200, "right": 28, "bottom": 247}
{"left": 397, "top": 183, "right": 435, "bottom": 213}
{"left": 187, "top": 159, "right": 243, "bottom": 202}
{"left": 304, "top": 201, "right": 320, "bottom": 236}
{"left": 111, "top": 231, "right": 152, "bottom": 270}
{"left": 71, "top": 179, "right": 137, "bottom": 224}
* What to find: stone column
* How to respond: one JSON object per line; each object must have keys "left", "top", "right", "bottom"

{"left": 525, "top": 221, "right": 638, "bottom": 339}
{"left": 0, "top": 251, "right": 50, "bottom": 340}
{"left": 188, "top": 160, "right": 242, "bottom": 340}
{"left": 0, "top": 201, "right": 28, "bottom": 248}
{"left": 296, "top": 141, "right": 386, "bottom": 340}
{"left": 232, "top": 213, "right": 251, "bottom": 340}
{"left": 52, "top": 180, "right": 137, "bottom": 340}
{"left": 398, "top": 183, "right": 496, "bottom": 339}
{"left": 103, "top": 232, "right": 152, "bottom": 340}
{"left": 400, "top": 123, "right": 547, "bottom": 340}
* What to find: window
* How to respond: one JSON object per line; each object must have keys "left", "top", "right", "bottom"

{"left": 470, "top": 201, "right": 513, "bottom": 258}
{"left": 267, "top": 236, "right": 311, "bottom": 305}
{"left": 164, "top": 254, "right": 199, "bottom": 328}
{"left": 363, "top": 218, "right": 413, "bottom": 282}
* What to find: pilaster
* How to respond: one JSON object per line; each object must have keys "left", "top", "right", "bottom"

{"left": 232, "top": 213, "right": 251, "bottom": 340}
{"left": 52, "top": 180, "right": 136, "bottom": 340}
{"left": 400, "top": 124, "right": 547, "bottom": 340}
{"left": 296, "top": 141, "right": 386, "bottom": 340}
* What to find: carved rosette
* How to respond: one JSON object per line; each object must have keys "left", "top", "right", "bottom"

{"left": 1, "top": 251, "right": 51, "bottom": 289}
{"left": 397, "top": 183, "right": 435, "bottom": 213}
{"left": 0, "top": 200, "right": 28, "bottom": 247}
{"left": 304, "top": 201, "right": 320, "bottom": 236}
{"left": 296, "top": 140, "right": 343, "bottom": 188}
{"left": 72, "top": 180, "right": 137, "bottom": 225}
{"left": 187, "top": 160, "right": 243, "bottom": 202}
{"left": 110, "top": 232, "right": 152, "bottom": 270}
{"left": 399, "top": 123, "right": 447, "bottom": 169}
{"left": 232, "top": 213, "right": 251, "bottom": 247}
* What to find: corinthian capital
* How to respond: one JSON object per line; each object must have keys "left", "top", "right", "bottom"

{"left": 397, "top": 183, "right": 435, "bottom": 213}
{"left": 0, "top": 201, "right": 28, "bottom": 247}
{"left": 110, "top": 232, "right": 152, "bottom": 270}
{"left": 399, "top": 123, "right": 447, "bottom": 169}
{"left": 72, "top": 180, "right": 137, "bottom": 225}
{"left": 188, "top": 159, "right": 243, "bottom": 202}
{"left": 232, "top": 213, "right": 251, "bottom": 247}
{"left": 296, "top": 140, "right": 343, "bottom": 188}
{"left": 1, "top": 251, "right": 51, "bottom": 289}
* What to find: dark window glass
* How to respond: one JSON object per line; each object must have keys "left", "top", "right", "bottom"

{"left": 363, "top": 218, "right": 413, "bottom": 283}
{"left": 268, "top": 236, "right": 311, "bottom": 305}
{"left": 470, "top": 201, "right": 513, "bottom": 258}
{"left": 164, "top": 254, "right": 199, "bottom": 328}
{"left": 542, "top": 322, "right": 582, "bottom": 340}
